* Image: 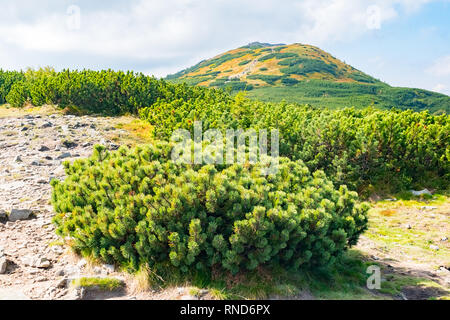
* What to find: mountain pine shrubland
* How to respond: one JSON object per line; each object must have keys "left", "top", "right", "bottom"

{"left": 1, "top": 68, "right": 229, "bottom": 114}
{"left": 139, "top": 96, "right": 449, "bottom": 193}
{"left": 2, "top": 68, "right": 448, "bottom": 192}
{"left": 51, "top": 143, "right": 369, "bottom": 274}
{"left": 1, "top": 67, "right": 448, "bottom": 277}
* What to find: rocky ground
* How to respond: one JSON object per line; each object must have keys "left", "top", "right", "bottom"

{"left": 0, "top": 111, "right": 202, "bottom": 300}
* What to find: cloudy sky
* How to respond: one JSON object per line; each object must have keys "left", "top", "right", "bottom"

{"left": 0, "top": 0, "right": 449, "bottom": 95}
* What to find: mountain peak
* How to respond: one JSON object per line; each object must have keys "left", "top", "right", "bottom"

{"left": 166, "top": 42, "right": 379, "bottom": 88}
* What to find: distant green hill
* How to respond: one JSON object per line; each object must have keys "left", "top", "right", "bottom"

{"left": 167, "top": 42, "right": 449, "bottom": 113}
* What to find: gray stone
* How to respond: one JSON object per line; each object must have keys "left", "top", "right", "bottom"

{"left": 430, "top": 245, "right": 439, "bottom": 251}
{"left": 411, "top": 189, "right": 432, "bottom": 196}
{"left": 55, "top": 269, "right": 65, "bottom": 277}
{"left": 77, "top": 259, "right": 87, "bottom": 269}
{"left": 420, "top": 206, "right": 437, "bottom": 211}
{"left": 41, "top": 122, "right": 53, "bottom": 128}
{"left": 36, "top": 257, "right": 51, "bottom": 269}
{"left": 0, "top": 257, "right": 7, "bottom": 274}
{"left": 8, "top": 209, "right": 32, "bottom": 222}
{"left": 104, "top": 264, "right": 115, "bottom": 273}
{"left": 14, "top": 155, "right": 22, "bottom": 162}
{"left": 38, "top": 145, "right": 50, "bottom": 152}
{"left": 57, "top": 152, "right": 71, "bottom": 159}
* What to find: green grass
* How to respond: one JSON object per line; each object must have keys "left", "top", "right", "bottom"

{"left": 131, "top": 250, "right": 387, "bottom": 300}
{"left": 378, "top": 274, "right": 446, "bottom": 298}
{"left": 243, "top": 81, "right": 449, "bottom": 114}
{"left": 71, "top": 277, "right": 124, "bottom": 291}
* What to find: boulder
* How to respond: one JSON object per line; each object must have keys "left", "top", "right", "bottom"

{"left": 411, "top": 189, "right": 432, "bottom": 196}
{"left": 8, "top": 209, "right": 32, "bottom": 222}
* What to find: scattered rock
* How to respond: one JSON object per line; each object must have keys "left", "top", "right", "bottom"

{"left": 93, "top": 266, "right": 103, "bottom": 274}
{"left": 21, "top": 256, "right": 51, "bottom": 269}
{"left": 8, "top": 209, "right": 32, "bottom": 222}
{"left": 38, "top": 145, "right": 50, "bottom": 152}
{"left": 41, "top": 122, "right": 53, "bottom": 128}
{"left": 429, "top": 245, "right": 439, "bottom": 251}
{"left": 14, "top": 155, "right": 22, "bottom": 162}
{"left": 420, "top": 206, "right": 437, "bottom": 211}
{"left": 35, "top": 276, "right": 48, "bottom": 282}
{"left": 56, "top": 278, "right": 68, "bottom": 288}
{"left": 57, "top": 152, "right": 71, "bottom": 160}
{"left": 410, "top": 189, "right": 432, "bottom": 196}
{"left": 36, "top": 257, "right": 51, "bottom": 269}
{"left": 51, "top": 246, "right": 64, "bottom": 255}
{"left": 441, "top": 237, "right": 448, "bottom": 242}
{"left": 77, "top": 259, "right": 87, "bottom": 269}
{"left": 62, "top": 140, "right": 78, "bottom": 149}
{"left": 103, "top": 264, "right": 115, "bottom": 273}
{"left": 55, "top": 269, "right": 65, "bottom": 277}
{"left": 0, "top": 257, "right": 7, "bottom": 274}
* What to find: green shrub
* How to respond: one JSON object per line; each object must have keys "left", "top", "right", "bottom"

{"left": 238, "top": 60, "right": 251, "bottom": 66}
{"left": 259, "top": 52, "right": 297, "bottom": 62}
{"left": 281, "top": 77, "right": 300, "bottom": 86}
{"left": 6, "top": 81, "right": 29, "bottom": 107}
{"left": 140, "top": 96, "right": 450, "bottom": 193}
{"left": 0, "top": 70, "right": 26, "bottom": 104}
{"left": 51, "top": 143, "right": 369, "bottom": 274}
{"left": 2, "top": 68, "right": 231, "bottom": 115}
{"left": 247, "top": 74, "right": 282, "bottom": 85}
{"left": 280, "top": 58, "right": 339, "bottom": 76}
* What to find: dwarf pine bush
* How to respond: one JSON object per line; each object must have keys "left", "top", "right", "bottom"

{"left": 51, "top": 142, "right": 368, "bottom": 274}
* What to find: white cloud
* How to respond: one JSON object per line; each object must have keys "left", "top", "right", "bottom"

{"left": 0, "top": 0, "right": 440, "bottom": 60}
{"left": 427, "top": 55, "right": 450, "bottom": 77}
{"left": 0, "top": 0, "right": 446, "bottom": 85}
{"left": 432, "top": 83, "right": 447, "bottom": 93}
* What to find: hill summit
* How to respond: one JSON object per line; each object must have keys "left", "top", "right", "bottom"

{"left": 167, "top": 42, "right": 379, "bottom": 90}
{"left": 167, "top": 42, "right": 449, "bottom": 113}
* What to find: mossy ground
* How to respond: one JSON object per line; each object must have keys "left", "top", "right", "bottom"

{"left": 71, "top": 277, "right": 124, "bottom": 291}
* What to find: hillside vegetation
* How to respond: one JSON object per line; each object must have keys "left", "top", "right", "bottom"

{"left": 166, "top": 42, "right": 450, "bottom": 114}
{"left": 1, "top": 66, "right": 448, "bottom": 298}
{"left": 1, "top": 68, "right": 448, "bottom": 194}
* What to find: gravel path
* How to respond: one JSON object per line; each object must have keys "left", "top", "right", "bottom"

{"left": 0, "top": 113, "right": 124, "bottom": 300}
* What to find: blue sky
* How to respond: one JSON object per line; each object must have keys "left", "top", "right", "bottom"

{"left": 0, "top": 0, "right": 449, "bottom": 95}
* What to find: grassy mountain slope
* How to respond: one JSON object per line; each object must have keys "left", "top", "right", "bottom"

{"left": 167, "top": 42, "right": 449, "bottom": 113}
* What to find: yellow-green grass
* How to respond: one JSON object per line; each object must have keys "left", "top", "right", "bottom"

{"left": 111, "top": 118, "right": 154, "bottom": 146}
{"left": 71, "top": 277, "right": 124, "bottom": 291}
{"left": 0, "top": 104, "right": 61, "bottom": 118}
